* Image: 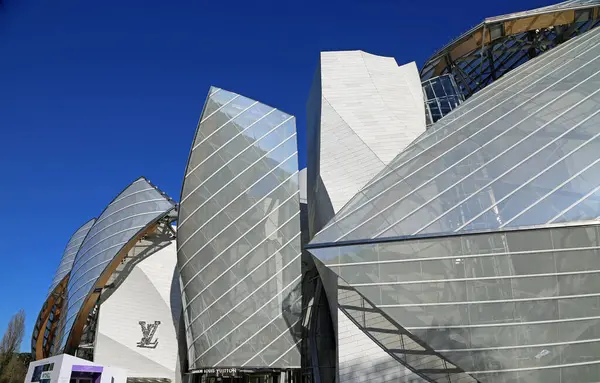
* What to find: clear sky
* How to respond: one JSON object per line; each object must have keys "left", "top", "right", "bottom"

{"left": 0, "top": 0, "right": 552, "bottom": 349}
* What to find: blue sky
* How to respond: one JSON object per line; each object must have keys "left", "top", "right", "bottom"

{"left": 0, "top": 0, "right": 552, "bottom": 349}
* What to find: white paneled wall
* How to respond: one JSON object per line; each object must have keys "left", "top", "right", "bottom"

{"left": 318, "top": 51, "right": 426, "bottom": 212}
{"left": 94, "top": 242, "right": 181, "bottom": 381}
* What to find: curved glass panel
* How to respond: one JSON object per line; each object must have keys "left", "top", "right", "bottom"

{"left": 32, "top": 219, "right": 96, "bottom": 358}
{"left": 312, "top": 26, "right": 600, "bottom": 244}
{"left": 57, "top": 177, "right": 175, "bottom": 353}
{"left": 309, "top": 223, "right": 600, "bottom": 382}
{"left": 178, "top": 87, "right": 302, "bottom": 370}
{"left": 420, "top": 0, "right": 600, "bottom": 99}
{"left": 47, "top": 219, "right": 96, "bottom": 294}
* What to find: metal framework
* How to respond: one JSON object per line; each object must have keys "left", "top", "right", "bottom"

{"left": 74, "top": 214, "right": 177, "bottom": 361}
{"left": 31, "top": 276, "right": 70, "bottom": 359}
{"left": 421, "top": 0, "right": 600, "bottom": 99}
{"left": 336, "top": 279, "right": 479, "bottom": 383}
{"left": 62, "top": 207, "right": 177, "bottom": 356}
{"left": 31, "top": 219, "right": 96, "bottom": 360}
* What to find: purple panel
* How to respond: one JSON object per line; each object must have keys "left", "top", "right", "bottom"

{"left": 72, "top": 365, "right": 103, "bottom": 373}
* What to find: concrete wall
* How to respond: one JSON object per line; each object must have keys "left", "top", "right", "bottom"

{"left": 338, "top": 310, "right": 422, "bottom": 383}
{"left": 310, "top": 51, "right": 426, "bottom": 215}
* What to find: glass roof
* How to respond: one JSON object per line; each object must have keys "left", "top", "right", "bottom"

{"left": 311, "top": 26, "right": 600, "bottom": 245}
{"left": 421, "top": 0, "right": 600, "bottom": 99}
{"left": 47, "top": 218, "right": 96, "bottom": 295}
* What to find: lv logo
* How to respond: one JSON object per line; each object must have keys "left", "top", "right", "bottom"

{"left": 137, "top": 321, "right": 161, "bottom": 348}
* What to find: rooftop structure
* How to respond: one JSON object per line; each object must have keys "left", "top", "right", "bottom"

{"left": 308, "top": 21, "right": 600, "bottom": 383}
{"left": 421, "top": 0, "right": 600, "bottom": 99}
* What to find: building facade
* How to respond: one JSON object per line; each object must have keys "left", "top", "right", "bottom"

{"left": 307, "top": 11, "right": 600, "bottom": 383}
{"left": 30, "top": 1, "right": 600, "bottom": 382}
{"left": 306, "top": 51, "right": 427, "bottom": 236}
{"left": 177, "top": 87, "right": 304, "bottom": 381}
{"left": 32, "top": 177, "right": 179, "bottom": 383}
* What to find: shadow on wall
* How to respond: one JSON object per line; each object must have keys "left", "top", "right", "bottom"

{"left": 281, "top": 271, "right": 303, "bottom": 347}
{"left": 99, "top": 239, "right": 172, "bottom": 304}
{"left": 342, "top": 357, "right": 426, "bottom": 383}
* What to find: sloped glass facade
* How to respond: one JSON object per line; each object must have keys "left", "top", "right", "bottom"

{"left": 312, "top": 25, "right": 600, "bottom": 245}
{"left": 178, "top": 87, "right": 303, "bottom": 369}
{"left": 57, "top": 177, "right": 176, "bottom": 352}
{"left": 47, "top": 219, "right": 96, "bottom": 294}
{"left": 422, "top": 74, "right": 463, "bottom": 127}
{"left": 309, "top": 223, "right": 600, "bottom": 382}
{"left": 420, "top": 0, "right": 600, "bottom": 99}
{"left": 32, "top": 219, "right": 96, "bottom": 358}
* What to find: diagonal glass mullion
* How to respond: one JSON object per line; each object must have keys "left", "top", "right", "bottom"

{"left": 185, "top": 250, "right": 301, "bottom": 338}
{"left": 362, "top": 66, "right": 600, "bottom": 239}
{"left": 220, "top": 315, "right": 288, "bottom": 367}
{"left": 268, "top": 339, "right": 301, "bottom": 367}
{"left": 183, "top": 108, "right": 278, "bottom": 179}
{"left": 394, "top": 75, "right": 600, "bottom": 236}
{"left": 178, "top": 135, "right": 296, "bottom": 252}
{"left": 178, "top": 149, "right": 297, "bottom": 270}
{"left": 179, "top": 132, "right": 295, "bottom": 234}
{"left": 360, "top": 26, "right": 600, "bottom": 189}
{"left": 193, "top": 100, "right": 258, "bottom": 151}
{"left": 249, "top": 319, "right": 301, "bottom": 367}
{"left": 181, "top": 191, "right": 299, "bottom": 299}
{"left": 499, "top": 150, "right": 600, "bottom": 227}
{"left": 316, "top": 32, "right": 600, "bottom": 240}
{"left": 190, "top": 275, "right": 301, "bottom": 363}
{"left": 198, "top": 94, "right": 240, "bottom": 124}
{"left": 180, "top": 115, "right": 292, "bottom": 207}
{"left": 452, "top": 108, "right": 600, "bottom": 231}
{"left": 547, "top": 182, "right": 600, "bottom": 223}
{"left": 180, "top": 182, "right": 299, "bottom": 285}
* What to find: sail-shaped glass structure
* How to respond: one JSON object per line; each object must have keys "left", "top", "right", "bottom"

{"left": 313, "top": 24, "right": 600, "bottom": 245}
{"left": 178, "top": 87, "right": 303, "bottom": 371}
{"left": 57, "top": 177, "right": 176, "bottom": 354}
{"left": 31, "top": 219, "right": 96, "bottom": 359}
{"left": 421, "top": 0, "right": 600, "bottom": 99}
{"left": 307, "top": 23, "right": 600, "bottom": 383}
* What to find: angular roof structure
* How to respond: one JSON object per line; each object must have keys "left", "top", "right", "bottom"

{"left": 57, "top": 177, "right": 176, "bottom": 354}
{"left": 311, "top": 25, "right": 600, "bottom": 245}
{"left": 421, "top": 0, "right": 600, "bottom": 99}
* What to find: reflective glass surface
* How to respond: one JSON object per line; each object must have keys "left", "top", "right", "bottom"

{"left": 420, "top": 0, "right": 600, "bottom": 99}
{"left": 47, "top": 219, "right": 96, "bottom": 294}
{"left": 336, "top": 279, "right": 477, "bottom": 383}
{"left": 57, "top": 177, "right": 175, "bottom": 352}
{"left": 422, "top": 74, "right": 463, "bottom": 126}
{"left": 33, "top": 219, "right": 96, "bottom": 356}
{"left": 312, "top": 27, "right": 600, "bottom": 244}
{"left": 309, "top": 223, "right": 600, "bottom": 382}
{"left": 178, "top": 87, "right": 302, "bottom": 369}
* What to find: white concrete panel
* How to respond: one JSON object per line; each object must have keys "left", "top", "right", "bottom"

{"left": 316, "top": 50, "right": 427, "bottom": 213}
{"left": 94, "top": 242, "right": 181, "bottom": 381}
